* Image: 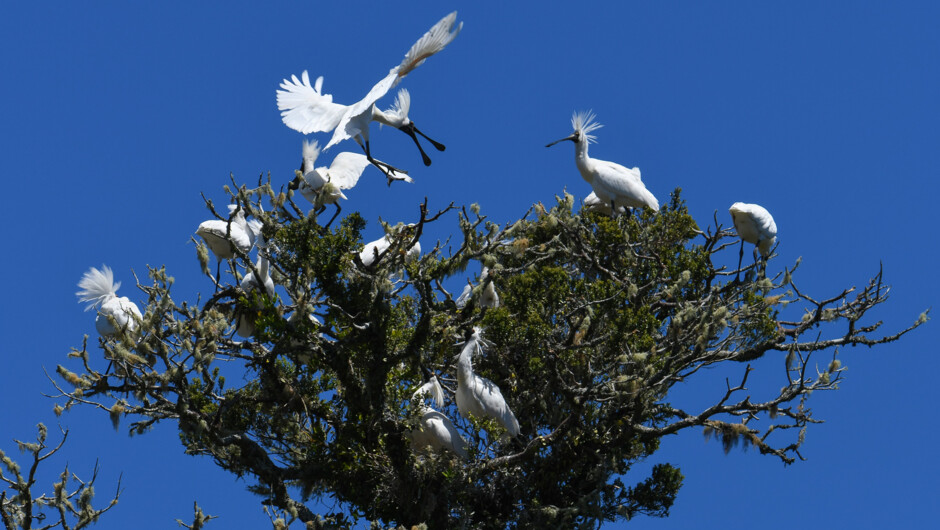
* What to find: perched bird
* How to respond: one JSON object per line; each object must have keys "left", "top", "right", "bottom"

{"left": 729, "top": 202, "right": 777, "bottom": 281}
{"left": 407, "top": 376, "right": 468, "bottom": 459}
{"left": 291, "top": 140, "right": 410, "bottom": 227}
{"left": 455, "top": 328, "right": 520, "bottom": 438}
{"left": 277, "top": 12, "right": 461, "bottom": 181}
{"left": 583, "top": 190, "right": 627, "bottom": 217}
{"left": 236, "top": 254, "right": 276, "bottom": 338}
{"left": 455, "top": 266, "right": 499, "bottom": 309}
{"left": 196, "top": 204, "right": 253, "bottom": 285}
{"left": 76, "top": 265, "right": 143, "bottom": 337}
{"left": 547, "top": 111, "right": 658, "bottom": 216}
{"left": 358, "top": 228, "right": 421, "bottom": 268}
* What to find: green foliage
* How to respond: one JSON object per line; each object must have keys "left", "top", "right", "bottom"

{"left": 53, "top": 183, "right": 926, "bottom": 529}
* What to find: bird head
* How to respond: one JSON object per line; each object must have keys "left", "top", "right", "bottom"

{"left": 546, "top": 110, "right": 603, "bottom": 147}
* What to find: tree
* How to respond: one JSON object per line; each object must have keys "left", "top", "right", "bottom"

{"left": 49, "top": 175, "right": 926, "bottom": 528}
{"left": 0, "top": 424, "right": 120, "bottom": 530}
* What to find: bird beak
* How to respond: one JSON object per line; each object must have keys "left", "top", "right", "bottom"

{"left": 546, "top": 134, "right": 577, "bottom": 147}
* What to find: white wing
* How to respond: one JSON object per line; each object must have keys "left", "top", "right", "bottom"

{"left": 593, "top": 160, "right": 659, "bottom": 211}
{"left": 326, "top": 152, "right": 371, "bottom": 190}
{"left": 277, "top": 71, "right": 347, "bottom": 134}
{"left": 398, "top": 12, "right": 463, "bottom": 78}
{"left": 471, "top": 375, "right": 520, "bottom": 437}
{"left": 324, "top": 69, "right": 399, "bottom": 149}
{"left": 359, "top": 236, "right": 391, "bottom": 266}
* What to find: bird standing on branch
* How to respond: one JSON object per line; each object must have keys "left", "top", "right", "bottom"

{"left": 729, "top": 202, "right": 777, "bottom": 282}
{"left": 547, "top": 111, "right": 659, "bottom": 217}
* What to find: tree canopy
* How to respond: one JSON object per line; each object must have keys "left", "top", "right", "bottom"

{"left": 36, "top": 178, "right": 925, "bottom": 529}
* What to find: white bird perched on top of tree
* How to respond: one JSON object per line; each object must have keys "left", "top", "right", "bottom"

{"left": 76, "top": 265, "right": 143, "bottom": 337}
{"left": 729, "top": 202, "right": 777, "bottom": 281}
{"left": 196, "top": 204, "right": 254, "bottom": 285}
{"left": 547, "top": 111, "right": 659, "bottom": 216}
{"left": 358, "top": 227, "right": 421, "bottom": 268}
{"left": 455, "top": 328, "right": 520, "bottom": 438}
{"left": 236, "top": 233, "right": 275, "bottom": 338}
{"left": 290, "top": 139, "right": 411, "bottom": 227}
{"left": 455, "top": 266, "right": 499, "bottom": 309}
{"left": 407, "top": 376, "right": 468, "bottom": 459}
{"left": 582, "top": 190, "right": 627, "bottom": 217}
{"left": 276, "top": 12, "right": 461, "bottom": 181}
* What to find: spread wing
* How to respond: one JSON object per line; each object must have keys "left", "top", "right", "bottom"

{"left": 277, "top": 71, "right": 347, "bottom": 134}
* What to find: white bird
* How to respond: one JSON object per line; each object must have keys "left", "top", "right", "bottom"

{"left": 407, "top": 376, "right": 468, "bottom": 459}
{"left": 729, "top": 202, "right": 777, "bottom": 281}
{"left": 290, "top": 139, "right": 410, "bottom": 227}
{"left": 196, "top": 204, "right": 253, "bottom": 284}
{"left": 455, "top": 266, "right": 499, "bottom": 309}
{"left": 76, "top": 265, "right": 143, "bottom": 337}
{"left": 236, "top": 252, "right": 276, "bottom": 338}
{"left": 277, "top": 12, "right": 461, "bottom": 180}
{"left": 358, "top": 229, "right": 421, "bottom": 268}
{"left": 455, "top": 328, "right": 520, "bottom": 438}
{"left": 547, "top": 111, "right": 659, "bottom": 217}
{"left": 583, "top": 191, "right": 627, "bottom": 217}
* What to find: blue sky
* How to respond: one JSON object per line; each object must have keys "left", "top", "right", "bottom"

{"left": 1, "top": 2, "right": 937, "bottom": 528}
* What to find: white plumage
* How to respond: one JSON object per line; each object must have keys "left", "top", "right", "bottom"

{"left": 236, "top": 253, "right": 276, "bottom": 338}
{"left": 358, "top": 230, "right": 421, "bottom": 267}
{"left": 547, "top": 111, "right": 658, "bottom": 215}
{"left": 196, "top": 205, "right": 254, "bottom": 283}
{"left": 455, "top": 328, "right": 520, "bottom": 438}
{"left": 407, "top": 376, "right": 468, "bottom": 459}
{"left": 277, "top": 12, "right": 461, "bottom": 177}
{"left": 729, "top": 202, "right": 777, "bottom": 257}
{"left": 76, "top": 265, "right": 142, "bottom": 336}
{"left": 729, "top": 202, "right": 778, "bottom": 280}
{"left": 455, "top": 266, "right": 499, "bottom": 309}
{"left": 583, "top": 190, "right": 628, "bottom": 217}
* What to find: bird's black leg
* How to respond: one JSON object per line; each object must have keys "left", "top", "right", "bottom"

{"left": 360, "top": 139, "right": 408, "bottom": 185}
{"left": 397, "top": 123, "right": 433, "bottom": 166}
{"left": 736, "top": 240, "right": 744, "bottom": 283}
{"left": 412, "top": 124, "right": 446, "bottom": 152}
{"left": 325, "top": 203, "right": 342, "bottom": 229}
{"left": 215, "top": 260, "right": 222, "bottom": 291}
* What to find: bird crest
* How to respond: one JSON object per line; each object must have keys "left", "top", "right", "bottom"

{"left": 76, "top": 265, "right": 120, "bottom": 310}
{"left": 571, "top": 110, "right": 603, "bottom": 143}
{"left": 386, "top": 89, "right": 411, "bottom": 123}
{"left": 302, "top": 139, "right": 321, "bottom": 173}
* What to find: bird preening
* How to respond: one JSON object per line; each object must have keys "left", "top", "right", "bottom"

{"left": 277, "top": 11, "right": 462, "bottom": 184}
{"left": 729, "top": 202, "right": 777, "bottom": 282}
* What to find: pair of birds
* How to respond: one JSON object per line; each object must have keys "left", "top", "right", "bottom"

{"left": 548, "top": 111, "right": 777, "bottom": 274}
{"left": 409, "top": 328, "right": 520, "bottom": 459}
{"left": 278, "top": 11, "right": 461, "bottom": 194}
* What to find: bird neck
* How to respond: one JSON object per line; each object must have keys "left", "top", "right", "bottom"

{"left": 574, "top": 141, "right": 592, "bottom": 181}
{"left": 456, "top": 341, "right": 475, "bottom": 382}
{"left": 371, "top": 106, "right": 403, "bottom": 127}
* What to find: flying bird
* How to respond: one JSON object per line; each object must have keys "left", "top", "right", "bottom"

{"left": 547, "top": 111, "right": 658, "bottom": 217}
{"left": 277, "top": 12, "right": 461, "bottom": 180}
{"left": 455, "top": 328, "right": 520, "bottom": 438}
{"left": 196, "top": 204, "right": 253, "bottom": 285}
{"left": 407, "top": 376, "right": 469, "bottom": 459}
{"left": 729, "top": 202, "right": 777, "bottom": 281}
{"left": 76, "top": 265, "right": 143, "bottom": 337}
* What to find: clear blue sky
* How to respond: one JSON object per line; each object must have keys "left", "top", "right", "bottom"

{"left": 2, "top": 2, "right": 937, "bottom": 528}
